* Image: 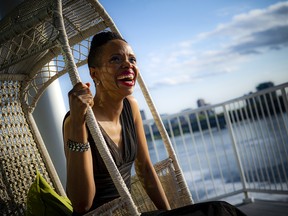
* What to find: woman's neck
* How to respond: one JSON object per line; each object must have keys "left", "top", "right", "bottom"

{"left": 93, "top": 94, "right": 124, "bottom": 123}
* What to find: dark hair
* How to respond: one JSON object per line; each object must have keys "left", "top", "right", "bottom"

{"left": 87, "top": 31, "right": 127, "bottom": 68}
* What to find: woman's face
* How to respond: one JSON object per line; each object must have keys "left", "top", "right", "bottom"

{"left": 92, "top": 39, "right": 138, "bottom": 97}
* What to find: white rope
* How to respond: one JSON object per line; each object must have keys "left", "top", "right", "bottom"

{"left": 136, "top": 73, "right": 194, "bottom": 204}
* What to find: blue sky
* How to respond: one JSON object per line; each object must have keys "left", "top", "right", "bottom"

{"left": 61, "top": 0, "right": 288, "bottom": 118}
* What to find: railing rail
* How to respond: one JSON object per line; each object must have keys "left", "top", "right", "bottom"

{"left": 143, "top": 82, "right": 288, "bottom": 204}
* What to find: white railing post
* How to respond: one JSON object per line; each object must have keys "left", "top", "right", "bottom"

{"left": 143, "top": 83, "right": 288, "bottom": 203}
{"left": 223, "top": 105, "right": 254, "bottom": 203}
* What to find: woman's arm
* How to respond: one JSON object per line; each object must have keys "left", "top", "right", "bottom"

{"left": 63, "top": 82, "right": 95, "bottom": 214}
{"left": 127, "top": 96, "right": 171, "bottom": 210}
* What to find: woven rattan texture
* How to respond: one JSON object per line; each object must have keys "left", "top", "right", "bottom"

{"left": 85, "top": 197, "right": 131, "bottom": 216}
{"left": 86, "top": 158, "right": 193, "bottom": 215}
{"left": 0, "top": 0, "right": 103, "bottom": 74}
{"left": 0, "top": 80, "right": 53, "bottom": 215}
{"left": 0, "top": 0, "right": 106, "bottom": 112}
{"left": 24, "top": 36, "right": 91, "bottom": 111}
{"left": 131, "top": 158, "right": 192, "bottom": 213}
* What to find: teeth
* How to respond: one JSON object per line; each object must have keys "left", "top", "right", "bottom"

{"left": 117, "top": 74, "right": 134, "bottom": 80}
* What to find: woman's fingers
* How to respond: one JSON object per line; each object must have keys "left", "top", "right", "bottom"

{"left": 78, "top": 93, "right": 93, "bottom": 106}
{"left": 68, "top": 82, "right": 94, "bottom": 117}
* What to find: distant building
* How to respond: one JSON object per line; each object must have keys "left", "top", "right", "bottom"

{"left": 256, "top": 82, "right": 274, "bottom": 91}
{"left": 197, "top": 98, "right": 206, "bottom": 107}
{"left": 256, "top": 81, "right": 277, "bottom": 102}
{"left": 197, "top": 98, "right": 214, "bottom": 116}
{"left": 140, "top": 110, "right": 146, "bottom": 120}
{"left": 181, "top": 108, "right": 196, "bottom": 121}
{"left": 244, "top": 81, "right": 280, "bottom": 118}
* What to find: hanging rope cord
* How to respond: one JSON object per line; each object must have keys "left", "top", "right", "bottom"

{"left": 53, "top": 0, "right": 192, "bottom": 214}
{"left": 136, "top": 76, "right": 193, "bottom": 205}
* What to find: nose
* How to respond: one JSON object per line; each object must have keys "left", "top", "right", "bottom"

{"left": 121, "top": 57, "right": 132, "bottom": 68}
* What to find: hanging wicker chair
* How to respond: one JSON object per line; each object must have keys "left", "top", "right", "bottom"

{"left": 0, "top": 0, "right": 193, "bottom": 215}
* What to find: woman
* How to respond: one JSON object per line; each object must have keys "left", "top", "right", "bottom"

{"left": 63, "top": 31, "right": 170, "bottom": 214}
{"left": 63, "top": 31, "right": 246, "bottom": 216}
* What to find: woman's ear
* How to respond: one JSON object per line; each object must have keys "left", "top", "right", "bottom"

{"left": 89, "top": 67, "right": 99, "bottom": 80}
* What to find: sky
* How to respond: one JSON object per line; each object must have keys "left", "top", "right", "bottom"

{"left": 60, "top": 0, "right": 288, "bottom": 119}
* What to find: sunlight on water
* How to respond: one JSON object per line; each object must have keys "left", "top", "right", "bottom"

{"left": 147, "top": 114, "right": 288, "bottom": 204}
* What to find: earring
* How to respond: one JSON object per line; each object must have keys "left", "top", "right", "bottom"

{"left": 96, "top": 80, "right": 100, "bottom": 86}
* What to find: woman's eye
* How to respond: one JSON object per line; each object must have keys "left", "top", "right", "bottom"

{"left": 110, "top": 56, "right": 122, "bottom": 63}
{"left": 129, "top": 57, "right": 137, "bottom": 64}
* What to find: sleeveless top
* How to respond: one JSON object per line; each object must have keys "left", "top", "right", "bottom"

{"left": 63, "top": 98, "right": 138, "bottom": 210}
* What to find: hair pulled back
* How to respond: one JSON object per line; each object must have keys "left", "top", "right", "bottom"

{"left": 87, "top": 31, "right": 126, "bottom": 68}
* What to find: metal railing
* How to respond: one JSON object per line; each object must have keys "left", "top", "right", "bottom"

{"left": 143, "top": 82, "right": 288, "bottom": 204}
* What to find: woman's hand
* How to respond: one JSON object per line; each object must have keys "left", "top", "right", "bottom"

{"left": 68, "top": 82, "right": 94, "bottom": 125}
{"left": 67, "top": 82, "right": 93, "bottom": 147}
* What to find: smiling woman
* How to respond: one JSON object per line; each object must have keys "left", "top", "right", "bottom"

{"left": 63, "top": 31, "right": 170, "bottom": 214}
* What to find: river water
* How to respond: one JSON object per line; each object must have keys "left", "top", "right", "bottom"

{"left": 146, "top": 114, "right": 288, "bottom": 203}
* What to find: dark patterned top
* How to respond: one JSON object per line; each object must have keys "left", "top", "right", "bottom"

{"left": 89, "top": 98, "right": 138, "bottom": 209}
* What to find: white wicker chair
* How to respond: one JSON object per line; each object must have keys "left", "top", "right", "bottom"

{"left": 0, "top": 0, "right": 193, "bottom": 215}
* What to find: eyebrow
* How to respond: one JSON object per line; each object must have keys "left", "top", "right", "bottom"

{"left": 109, "top": 53, "right": 136, "bottom": 57}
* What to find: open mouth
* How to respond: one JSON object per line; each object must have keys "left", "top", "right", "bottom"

{"left": 117, "top": 72, "right": 135, "bottom": 86}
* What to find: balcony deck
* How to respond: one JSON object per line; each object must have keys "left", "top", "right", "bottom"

{"left": 237, "top": 199, "right": 288, "bottom": 216}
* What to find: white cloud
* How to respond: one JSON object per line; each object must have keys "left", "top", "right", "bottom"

{"left": 200, "top": 2, "right": 288, "bottom": 40}
{"left": 143, "top": 1, "right": 288, "bottom": 88}
{"left": 216, "top": 5, "right": 251, "bottom": 17}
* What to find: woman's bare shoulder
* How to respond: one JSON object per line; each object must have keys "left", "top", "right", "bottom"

{"left": 126, "top": 96, "right": 140, "bottom": 121}
{"left": 126, "top": 95, "right": 139, "bottom": 109}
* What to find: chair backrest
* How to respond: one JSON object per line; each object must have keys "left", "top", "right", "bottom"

{"left": 0, "top": 0, "right": 193, "bottom": 215}
{"left": 131, "top": 158, "right": 193, "bottom": 213}
{"left": 0, "top": 0, "right": 118, "bottom": 214}
{"left": 0, "top": 78, "right": 58, "bottom": 215}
